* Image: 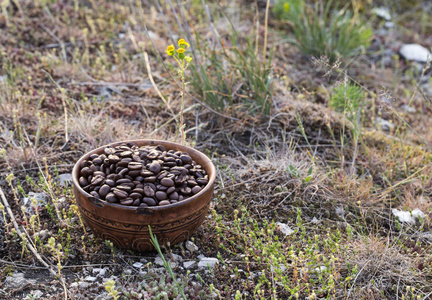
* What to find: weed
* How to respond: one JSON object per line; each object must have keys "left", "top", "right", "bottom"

{"left": 286, "top": 1, "right": 372, "bottom": 63}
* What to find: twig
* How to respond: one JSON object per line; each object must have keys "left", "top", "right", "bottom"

{"left": 201, "top": 0, "right": 222, "bottom": 49}
{"left": 0, "top": 188, "right": 69, "bottom": 300}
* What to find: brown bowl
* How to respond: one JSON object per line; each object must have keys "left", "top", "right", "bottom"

{"left": 71, "top": 139, "right": 215, "bottom": 251}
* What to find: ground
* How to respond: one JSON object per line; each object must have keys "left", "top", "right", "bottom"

{"left": 0, "top": 0, "right": 431, "bottom": 299}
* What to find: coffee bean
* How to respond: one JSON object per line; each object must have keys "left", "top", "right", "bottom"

{"left": 120, "top": 198, "right": 133, "bottom": 206}
{"left": 169, "top": 192, "right": 179, "bottom": 200}
{"left": 187, "top": 180, "right": 197, "bottom": 187}
{"left": 166, "top": 186, "right": 176, "bottom": 195}
{"left": 80, "top": 167, "right": 92, "bottom": 177}
{"left": 170, "top": 200, "right": 178, "bottom": 204}
{"left": 128, "top": 162, "right": 143, "bottom": 170}
{"left": 192, "top": 186, "right": 202, "bottom": 195}
{"left": 130, "top": 192, "right": 142, "bottom": 199}
{"left": 91, "top": 175, "right": 104, "bottom": 186}
{"left": 132, "top": 188, "right": 144, "bottom": 194}
{"left": 139, "top": 203, "right": 148, "bottom": 208}
{"left": 142, "top": 197, "right": 157, "bottom": 206}
{"left": 157, "top": 184, "right": 168, "bottom": 191}
{"left": 113, "top": 188, "right": 128, "bottom": 199}
{"left": 156, "top": 145, "right": 166, "bottom": 152}
{"left": 164, "top": 157, "right": 175, "bottom": 163}
{"left": 180, "top": 186, "right": 191, "bottom": 195}
{"left": 179, "top": 195, "right": 184, "bottom": 201}
{"left": 147, "top": 150, "right": 159, "bottom": 160}
{"left": 79, "top": 177, "right": 88, "bottom": 186}
{"left": 118, "top": 158, "right": 132, "bottom": 167}
{"left": 105, "top": 193, "right": 117, "bottom": 203}
{"left": 140, "top": 170, "right": 154, "bottom": 177}
{"left": 119, "top": 168, "right": 129, "bottom": 176}
{"left": 90, "top": 191, "right": 100, "bottom": 198}
{"left": 90, "top": 154, "right": 99, "bottom": 160}
{"left": 160, "top": 177, "right": 174, "bottom": 187}
{"left": 158, "top": 200, "right": 170, "bottom": 206}
{"left": 144, "top": 176, "right": 157, "bottom": 183}
{"left": 92, "top": 157, "right": 103, "bottom": 165}
{"left": 128, "top": 170, "right": 141, "bottom": 177}
{"left": 132, "top": 199, "right": 140, "bottom": 206}
{"left": 144, "top": 185, "right": 155, "bottom": 197}
{"left": 105, "top": 179, "right": 116, "bottom": 186}
{"left": 93, "top": 171, "right": 105, "bottom": 177}
{"left": 155, "top": 191, "right": 167, "bottom": 201}
{"left": 104, "top": 147, "right": 115, "bottom": 155}
{"left": 196, "top": 178, "right": 208, "bottom": 185}
{"left": 132, "top": 154, "right": 141, "bottom": 162}
{"left": 165, "top": 161, "right": 177, "bottom": 167}
{"left": 149, "top": 161, "right": 161, "bottom": 173}
{"left": 120, "top": 151, "right": 133, "bottom": 157}
{"left": 157, "top": 171, "right": 168, "bottom": 180}
{"left": 117, "top": 185, "right": 132, "bottom": 192}
{"left": 108, "top": 154, "right": 120, "bottom": 163}
{"left": 80, "top": 160, "right": 89, "bottom": 169}
{"left": 99, "top": 184, "right": 111, "bottom": 198}
{"left": 180, "top": 154, "right": 192, "bottom": 164}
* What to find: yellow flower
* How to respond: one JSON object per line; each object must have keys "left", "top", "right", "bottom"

{"left": 178, "top": 39, "right": 190, "bottom": 49}
{"left": 283, "top": 2, "right": 290, "bottom": 12}
{"left": 177, "top": 48, "right": 185, "bottom": 59}
{"left": 166, "top": 45, "right": 175, "bottom": 56}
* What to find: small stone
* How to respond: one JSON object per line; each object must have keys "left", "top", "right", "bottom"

{"left": 4, "top": 272, "right": 36, "bottom": 289}
{"left": 183, "top": 261, "right": 196, "bottom": 269}
{"left": 185, "top": 241, "right": 198, "bottom": 253}
{"left": 198, "top": 257, "right": 219, "bottom": 269}
{"left": 84, "top": 276, "right": 98, "bottom": 282}
{"left": 276, "top": 222, "right": 294, "bottom": 236}
{"left": 133, "top": 262, "right": 144, "bottom": 269}
{"left": 59, "top": 173, "right": 73, "bottom": 187}
{"left": 400, "top": 44, "right": 431, "bottom": 63}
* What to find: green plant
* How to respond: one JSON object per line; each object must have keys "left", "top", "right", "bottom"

{"left": 286, "top": 1, "right": 372, "bottom": 63}
{"left": 105, "top": 280, "right": 120, "bottom": 300}
{"left": 166, "top": 39, "right": 193, "bottom": 145}
{"left": 190, "top": 36, "right": 273, "bottom": 116}
{"left": 273, "top": 0, "right": 303, "bottom": 23}
{"left": 46, "top": 237, "right": 64, "bottom": 278}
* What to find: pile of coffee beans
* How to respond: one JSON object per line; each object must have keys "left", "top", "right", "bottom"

{"left": 77, "top": 143, "right": 209, "bottom": 207}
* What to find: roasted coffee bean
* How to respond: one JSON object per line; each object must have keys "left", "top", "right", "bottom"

{"left": 169, "top": 192, "right": 179, "bottom": 200}
{"left": 90, "top": 191, "right": 100, "bottom": 198}
{"left": 113, "top": 188, "right": 128, "bottom": 199}
{"left": 99, "top": 184, "right": 111, "bottom": 198}
{"left": 156, "top": 171, "right": 168, "bottom": 180}
{"left": 135, "top": 183, "right": 144, "bottom": 189}
{"left": 108, "top": 154, "right": 120, "bottom": 163}
{"left": 128, "top": 170, "right": 141, "bottom": 177}
{"left": 94, "top": 186, "right": 101, "bottom": 193}
{"left": 165, "top": 161, "right": 177, "bottom": 167}
{"left": 89, "top": 165, "right": 98, "bottom": 172}
{"left": 104, "top": 147, "right": 115, "bottom": 155}
{"left": 175, "top": 159, "right": 183, "bottom": 165}
{"left": 192, "top": 186, "right": 202, "bottom": 195}
{"left": 180, "top": 154, "right": 192, "bottom": 164}
{"left": 105, "top": 193, "right": 117, "bottom": 203}
{"left": 105, "top": 179, "right": 116, "bottom": 186}
{"left": 93, "top": 171, "right": 106, "bottom": 177}
{"left": 92, "top": 157, "right": 103, "bottom": 165}
{"left": 130, "top": 192, "right": 142, "bottom": 199}
{"left": 142, "top": 197, "right": 157, "bottom": 206}
{"left": 156, "top": 145, "right": 166, "bottom": 152}
{"left": 149, "top": 161, "right": 161, "bottom": 173}
{"left": 147, "top": 151, "right": 159, "bottom": 159}
{"left": 170, "top": 200, "right": 178, "bottom": 204}
{"left": 125, "top": 175, "right": 133, "bottom": 180}
{"left": 79, "top": 177, "right": 88, "bottom": 186}
{"left": 120, "top": 198, "right": 133, "bottom": 206}
{"left": 90, "top": 154, "right": 99, "bottom": 160}
{"left": 128, "top": 162, "right": 143, "bottom": 170}
{"left": 144, "top": 176, "right": 157, "bottom": 183}
{"left": 132, "top": 154, "right": 141, "bottom": 162}
{"left": 187, "top": 180, "right": 197, "bottom": 187}
{"left": 135, "top": 176, "right": 144, "bottom": 182}
{"left": 117, "top": 178, "right": 132, "bottom": 184}
{"left": 180, "top": 186, "right": 191, "bottom": 195}
{"left": 118, "top": 158, "right": 132, "bottom": 167}
{"left": 160, "top": 177, "right": 174, "bottom": 187}
{"left": 157, "top": 184, "right": 168, "bottom": 191}
{"left": 132, "top": 199, "right": 140, "bottom": 206}
{"left": 119, "top": 168, "right": 129, "bottom": 176}
{"left": 179, "top": 195, "right": 184, "bottom": 201}
{"left": 120, "top": 151, "right": 133, "bottom": 158}
{"left": 132, "top": 188, "right": 144, "bottom": 194}
{"left": 144, "top": 185, "right": 155, "bottom": 197}
{"left": 117, "top": 185, "right": 132, "bottom": 192}
{"left": 91, "top": 175, "right": 104, "bottom": 186}
{"left": 155, "top": 191, "right": 167, "bottom": 201}
{"left": 140, "top": 170, "right": 154, "bottom": 177}
{"left": 80, "top": 160, "right": 89, "bottom": 168}
{"left": 196, "top": 178, "right": 208, "bottom": 185}
{"left": 164, "top": 157, "right": 175, "bottom": 163}
{"left": 80, "top": 167, "right": 92, "bottom": 177}
{"left": 158, "top": 200, "right": 170, "bottom": 206}
{"left": 166, "top": 186, "right": 176, "bottom": 195}
{"left": 139, "top": 203, "right": 148, "bottom": 208}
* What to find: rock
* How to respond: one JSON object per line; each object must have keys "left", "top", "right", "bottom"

{"left": 185, "top": 241, "right": 199, "bottom": 253}
{"left": 34, "top": 230, "right": 50, "bottom": 242}
{"left": 58, "top": 173, "right": 73, "bottom": 187}
{"left": 392, "top": 208, "right": 425, "bottom": 224}
{"left": 133, "top": 262, "right": 144, "bottom": 269}
{"left": 183, "top": 261, "right": 196, "bottom": 269}
{"left": 22, "top": 192, "right": 48, "bottom": 215}
{"left": 170, "top": 253, "right": 182, "bottom": 262}
{"left": 4, "top": 272, "right": 36, "bottom": 289}
{"left": 275, "top": 222, "right": 294, "bottom": 236}
{"left": 78, "top": 281, "right": 91, "bottom": 289}
{"left": 400, "top": 44, "right": 431, "bottom": 63}
{"left": 311, "top": 217, "right": 320, "bottom": 224}
{"left": 84, "top": 276, "right": 98, "bottom": 282}
{"left": 198, "top": 257, "right": 219, "bottom": 269}
{"left": 372, "top": 7, "right": 391, "bottom": 21}
{"left": 314, "top": 266, "right": 327, "bottom": 273}
{"left": 375, "top": 117, "right": 395, "bottom": 131}
{"left": 335, "top": 206, "right": 345, "bottom": 219}
{"left": 154, "top": 255, "right": 176, "bottom": 268}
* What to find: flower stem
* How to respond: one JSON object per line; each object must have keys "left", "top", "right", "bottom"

{"left": 180, "top": 66, "right": 186, "bottom": 145}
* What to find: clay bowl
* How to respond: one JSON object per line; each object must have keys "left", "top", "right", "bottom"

{"left": 71, "top": 139, "right": 215, "bottom": 251}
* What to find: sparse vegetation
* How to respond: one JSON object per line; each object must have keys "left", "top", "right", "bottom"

{"left": 0, "top": 0, "right": 431, "bottom": 299}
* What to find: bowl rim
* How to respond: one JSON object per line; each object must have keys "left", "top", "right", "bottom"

{"left": 72, "top": 139, "right": 216, "bottom": 211}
